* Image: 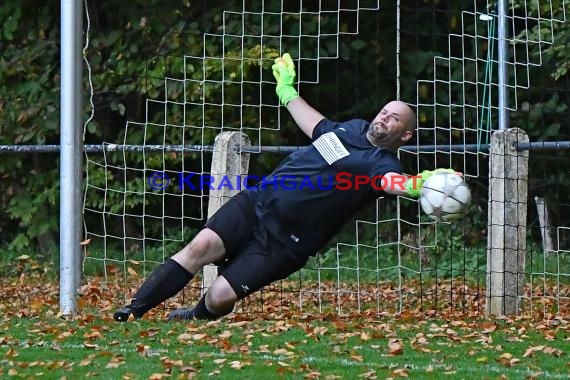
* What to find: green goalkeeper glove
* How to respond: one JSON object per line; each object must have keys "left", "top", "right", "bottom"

{"left": 272, "top": 53, "right": 299, "bottom": 106}
{"left": 404, "top": 168, "right": 458, "bottom": 197}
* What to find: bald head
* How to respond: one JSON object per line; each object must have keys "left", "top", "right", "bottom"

{"left": 386, "top": 100, "right": 416, "bottom": 132}
{"left": 366, "top": 101, "right": 416, "bottom": 150}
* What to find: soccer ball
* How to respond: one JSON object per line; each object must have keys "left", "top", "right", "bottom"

{"left": 420, "top": 172, "right": 471, "bottom": 222}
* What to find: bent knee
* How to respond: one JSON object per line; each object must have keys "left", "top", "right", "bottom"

{"left": 188, "top": 228, "right": 225, "bottom": 254}
{"left": 172, "top": 228, "right": 226, "bottom": 274}
{"left": 206, "top": 276, "right": 238, "bottom": 314}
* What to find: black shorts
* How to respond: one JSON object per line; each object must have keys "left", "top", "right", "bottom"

{"left": 204, "top": 191, "right": 309, "bottom": 299}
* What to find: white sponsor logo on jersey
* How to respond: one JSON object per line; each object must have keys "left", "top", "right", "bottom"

{"left": 313, "top": 132, "right": 350, "bottom": 165}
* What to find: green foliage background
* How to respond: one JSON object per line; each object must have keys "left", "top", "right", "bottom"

{"left": 0, "top": 0, "right": 568, "bottom": 258}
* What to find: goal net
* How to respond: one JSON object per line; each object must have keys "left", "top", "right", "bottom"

{"left": 82, "top": 0, "right": 569, "bottom": 317}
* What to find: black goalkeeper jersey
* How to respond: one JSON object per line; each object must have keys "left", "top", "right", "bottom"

{"left": 249, "top": 118, "right": 402, "bottom": 255}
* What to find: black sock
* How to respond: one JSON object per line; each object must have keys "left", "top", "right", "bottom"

{"left": 128, "top": 258, "right": 193, "bottom": 317}
{"left": 188, "top": 295, "right": 220, "bottom": 320}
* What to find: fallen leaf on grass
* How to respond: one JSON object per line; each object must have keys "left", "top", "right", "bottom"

{"left": 388, "top": 338, "right": 403, "bottom": 356}
{"left": 359, "top": 369, "right": 377, "bottom": 379}
{"left": 351, "top": 354, "right": 364, "bottom": 362}
{"left": 191, "top": 333, "right": 207, "bottom": 341}
{"left": 480, "top": 321, "right": 497, "bottom": 333}
{"left": 543, "top": 346, "right": 563, "bottom": 357}
{"left": 496, "top": 352, "right": 520, "bottom": 367}
{"left": 273, "top": 348, "right": 294, "bottom": 356}
{"left": 148, "top": 373, "right": 169, "bottom": 379}
{"left": 6, "top": 348, "right": 19, "bottom": 357}
{"left": 50, "top": 343, "right": 62, "bottom": 351}
{"left": 544, "top": 331, "right": 556, "bottom": 341}
{"left": 84, "top": 331, "right": 102, "bottom": 339}
{"left": 523, "top": 345, "right": 545, "bottom": 357}
{"left": 136, "top": 344, "right": 150, "bottom": 356}
{"left": 390, "top": 368, "right": 409, "bottom": 377}
{"left": 229, "top": 361, "right": 245, "bottom": 369}
{"left": 177, "top": 333, "right": 194, "bottom": 342}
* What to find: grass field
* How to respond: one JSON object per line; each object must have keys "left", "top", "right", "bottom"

{"left": 1, "top": 260, "right": 569, "bottom": 379}
{"left": 2, "top": 310, "right": 569, "bottom": 379}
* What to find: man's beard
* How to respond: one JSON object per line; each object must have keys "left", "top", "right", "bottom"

{"left": 368, "top": 127, "right": 390, "bottom": 145}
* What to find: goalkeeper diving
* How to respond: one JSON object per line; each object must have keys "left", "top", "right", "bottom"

{"left": 113, "top": 53, "right": 456, "bottom": 322}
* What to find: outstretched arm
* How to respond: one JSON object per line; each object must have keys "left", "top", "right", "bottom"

{"left": 273, "top": 53, "right": 325, "bottom": 138}
{"left": 285, "top": 96, "right": 325, "bottom": 138}
{"left": 382, "top": 172, "right": 413, "bottom": 197}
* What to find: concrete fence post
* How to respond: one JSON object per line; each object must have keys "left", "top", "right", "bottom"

{"left": 486, "top": 128, "right": 529, "bottom": 316}
{"left": 202, "top": 131, "right": 251, "bottom": 295}
{"left": 535, "top": 196, "right": 555, "bottom": 253}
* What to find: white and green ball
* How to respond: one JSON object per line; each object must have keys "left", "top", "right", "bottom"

{"left": 420, "top": 172, "right": 471, "bottom": 222}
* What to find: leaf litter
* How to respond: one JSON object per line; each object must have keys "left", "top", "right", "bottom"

{"left": 1, "top": 259, "right": 569, "bottom": 378}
